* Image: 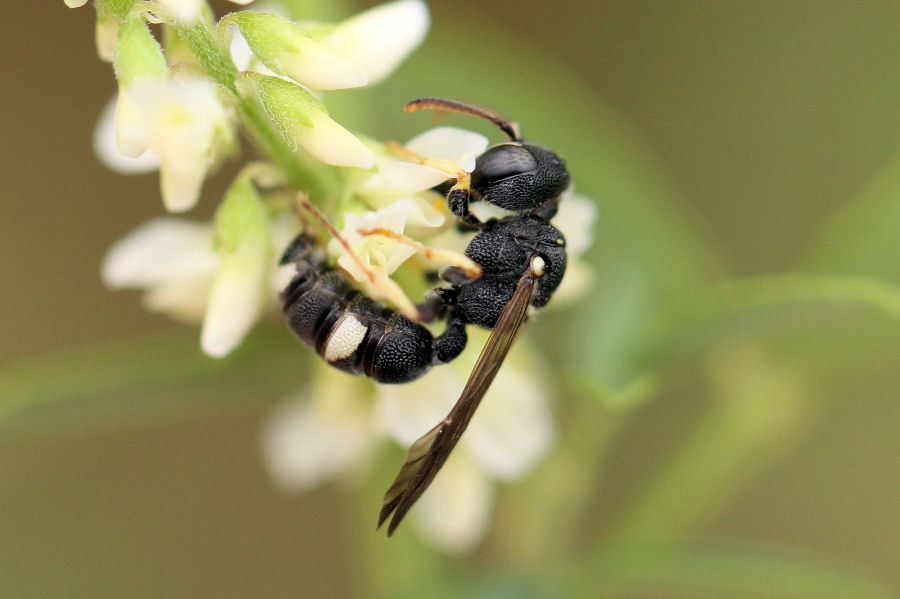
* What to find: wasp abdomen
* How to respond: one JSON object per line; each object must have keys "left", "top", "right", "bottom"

{"left": 280, "top": 235, "right": 443, "bottom": 384}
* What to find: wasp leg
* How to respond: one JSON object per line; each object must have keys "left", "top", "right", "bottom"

{"left": 432, "top": 313, "right": 467, "bottom": 364}
{"left": 438, "top": 265, "right": 475, "bottom": 286}
{"left": 416, "top": 289, "right": 446, "bottom": 323}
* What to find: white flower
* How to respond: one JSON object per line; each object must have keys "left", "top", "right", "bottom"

{"left": 239, "top": 73, "right": 375, "bottom": 169}
{"left": 114, "top": 77, "right": 233, "bottom": 212}
{"left": 377, "top": 331, "right": 554, "bottom": 551}
{"left": 200, "top": 235, "right": 269, "bottom": 358}
{"left": 329, "top": 199, "right": 421, "bottom": 283}
{"left": 261, "top": 370, "right": 379, "bottom": 493}
{"left": 154, "top": 0, "right": 205, "bottom": 23}
{"left": 288, "top": 109, "right": 375, "bottom": 168}
{"left": 259, "top": 331, "right": 554, "bottom": 553}
{"left": 322, "top": 127, "right": 487, "bottom": 314}
{"left": 548, "top": 190, "right": 598, "bottom": 305}
{"left": 94, "top": 97, "right": 161, "bottom": 174}
{"left": 360, "top": 127, "right": 488, "bottom": 199}
{"left": 102, "top": 209, "right": 288, "bottom": 358}
{"left": 229, "top": 0, "right": 428, "bottom": 90}
{"left": 349, "top": 127, "right": 488, "bottom": 233}
{"left": 320, "top": 0, "right": 429, "bottom": 86}
{"left": 101, "top": 218, "right": 218, "bottom": 323}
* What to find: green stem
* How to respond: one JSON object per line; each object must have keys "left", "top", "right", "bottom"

{"left": 174, "top": 16, "right": 339, "bottom": 201}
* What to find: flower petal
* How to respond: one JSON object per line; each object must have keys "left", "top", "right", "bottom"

{"left": 200, "top": 239, "right": 268, "bottom": 357}
{"left": 94, "top": 96, "right": 161, "bottom": 174}
{"left": 405, "top": 126, "right": 488, "bottom": 172}
{"left": 554, "top": 190, "right": 598, "bottom": 256}
{"left": 360, "top": 161, "right": 450, "bottom": 195}
{"left": 95, "top": 16, "right": 118, "bottom": 62}
{"left": 101, "top": 218, "right": 217, "bottom": 289}
{"left": 261, "top": 379, "right": 377, "bottom": 493}
{"left": 115, "top": 87, "right": 154, "bottom": 158}
{"left": 292, "top": 110, "right": 375, "bottom": 168}
{"left": 410, "top": 452, "right": 494, "bottom": 553}
{"left": 64, "top": 0, "right": 88, "bottom": 7}
{"left": 323, "top": 0, "right": 429, "bottom": 85}
{"left": 155, "top": 0, "right": 204, "bottom": 23}
{"left": 141, "top": 78, "right": 231, "bottom": 212}
{"left": 142, "top": 275, "right": 213, "bottom": 324}
{"left": 279, "top": 36, "right": 368, "bottom": 90}
{"left": 463, "top": 349, "right": 555, "bottom": 479}
{"left": 330, "top": 199, "right": 420, "bottom": 279}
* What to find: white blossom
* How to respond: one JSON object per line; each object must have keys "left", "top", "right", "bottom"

{"left": 102, "top": 211, "right": 286, "bottom": 357}
{"left": 101, "top": 218, "right": 218, "bottom": 323}
{"left": 200, "top": 236, "right": 269, "bottom": 358}
{"left": 320, "top": 0, "right": 429, "bottom": 86}
{"left": 230, "top": 0, "right": 428, "bottom": 90}
{"left": 114, "top": 77, "right": 232, "bottom": 212}
{"left": 94, "top": 97, "right": 161, "bottom": 174}
{"left": 288, "top": 109, "right": 375, "bottom": 168}
{"left": 154, "top": 0, "right": 205, "bottom": 23}
{"left": 261, "top": 372, "right": 379, "bottom": 493}
{"left": 259, "top": 329, "right": 554, "bottom": 553}
{"left": 329, "top": 199, "right": 422, "bottom": 283}
{"left": 548, "top": 189, "right": 598, "bottom": 304}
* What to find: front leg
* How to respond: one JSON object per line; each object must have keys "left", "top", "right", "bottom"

{"left": 446, "top": 177, "right": 484, "bottom": 228}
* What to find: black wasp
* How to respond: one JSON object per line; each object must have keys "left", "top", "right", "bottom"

{"left": 279, "top": 98, "right": 570, "bottom": 535}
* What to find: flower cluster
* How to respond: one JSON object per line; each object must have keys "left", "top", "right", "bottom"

{"left": 69, "top": 0, "right": 596, "bottom": 551}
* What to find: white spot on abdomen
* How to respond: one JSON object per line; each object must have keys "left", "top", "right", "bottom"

{"left": 323, "top": 314, "right": 368, "bottom": 362}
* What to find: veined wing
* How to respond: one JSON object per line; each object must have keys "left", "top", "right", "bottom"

{"left": 378, "top": 255, "right": 547, "bottom": 535}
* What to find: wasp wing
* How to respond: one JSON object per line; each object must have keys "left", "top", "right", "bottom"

{"left": 378, "top": 258, "right": 545, "bottom": 536}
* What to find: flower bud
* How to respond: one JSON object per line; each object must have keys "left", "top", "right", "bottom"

{"left": 239, "top": 73, "right": 375, "bottom": 169}
{"left": 201, "top": 176, "right": 272, "bottom": 358}
{"left": 321, "top": 0, "right": 429, "bottom": 86}
{"left": 225, "top": 12, "right": 368, "bottom": 90}
{"left": 154, "top": 0, "right": 205, "bottom": 23}
{"left": 113, "top": 15, "right": 168, "bottom": 157}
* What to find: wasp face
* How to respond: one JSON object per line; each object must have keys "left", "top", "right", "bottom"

{"left": 470, "top": 143, "right": 570, "bottom": 213}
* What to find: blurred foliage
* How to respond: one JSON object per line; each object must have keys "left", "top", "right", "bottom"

{"left": 3, "top": 1, "right": 899, "bottom": 598}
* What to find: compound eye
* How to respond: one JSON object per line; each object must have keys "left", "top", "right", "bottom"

{"left": 471, "top": 144, "right": 538, "bottom": 187}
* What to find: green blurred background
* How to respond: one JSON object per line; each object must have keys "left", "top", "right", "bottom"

{"left": 2, "top": 1, "right": 899, "bottom": 597}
